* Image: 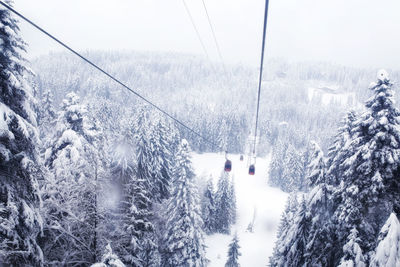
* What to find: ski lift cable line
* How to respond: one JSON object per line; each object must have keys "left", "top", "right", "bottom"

{"left": 252, "top": 0, "right": 270, "bottom": 155}
{"left": 200, "top": 0, "right": 226, "bottom": 71}
{"left": 181, "top": 0, "right": 210, "bottom": 60}
{"left": 0, "top": 1, "right": 222, "bottom": 151}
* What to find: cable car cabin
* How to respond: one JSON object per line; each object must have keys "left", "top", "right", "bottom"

{"left": 240, "top": 155, "right": 244, "bottom": 161}
{"left": 224, "top": 160, "right": 232, "bottom": 172}
{"left": 249, "top": 164, "right": 255, "bottom": 175}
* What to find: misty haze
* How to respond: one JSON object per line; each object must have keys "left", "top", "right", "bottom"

{"left": 1, "top": 0, "right": 400, "bottom": 266}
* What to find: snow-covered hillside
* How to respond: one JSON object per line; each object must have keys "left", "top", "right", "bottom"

{"left": 307, "top": 86, "right": 356, "bottom": 106}
{"left": 192, "top": 153, "right": 288, "bottom": 266}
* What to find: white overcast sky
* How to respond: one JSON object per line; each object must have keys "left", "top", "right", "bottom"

{"left": 13, "top": 0, "right": 400, "bottom": 69}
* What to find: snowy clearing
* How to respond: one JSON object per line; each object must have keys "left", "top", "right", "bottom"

{"left": 307, "top": 87, "right": 356, "bottom": 106}
{"left": 192, "top": 153, "right": 288, "bottom": 266}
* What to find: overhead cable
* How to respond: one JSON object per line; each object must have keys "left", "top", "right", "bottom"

{"left": 252, "top": 0, "right": 270, "bottom": 155}
{"left": 0, "top": 1, "right": 222, "bottom": 151}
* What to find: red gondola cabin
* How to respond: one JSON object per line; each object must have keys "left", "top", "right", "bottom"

{"left": 224, "top": 160, "right": 232, "bottom": 172}
{"left": 249, "top": 164, "right": 255, "bottom": 175}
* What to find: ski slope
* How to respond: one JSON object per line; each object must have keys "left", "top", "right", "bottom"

{"left": 192, "top": 153, "right": 288, "bottom": 266}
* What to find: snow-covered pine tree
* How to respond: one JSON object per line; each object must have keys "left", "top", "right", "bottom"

{"left": 131, "top": 109, "right": 160, "bottom": 266}
{"left": 135, "top": 107, "right": 173, "bottom": 202}
{"left": 281, "top": 144, "right": 304, "bottom": 192}
{"left": 168, "top": 120, "right": 182, "bottom": 158}
{"left": 226, "top": 113, "right": 247, "bottom": 154}
{"left": 229, "top": 175, "right": 237, "bottom": 225}
{"left": 111, "top": 117, "right": 136, "bottom": 189}
{"left": 149, "top": 116, "right": 175, "bottom": 201}
{"left": 87, "top": 96, "right": 125, "bottom": 144}
{"left": 333, "top": 181, "right": 364, "bottom": 264}
{"left": 269, "top": 193, "right": 298, "bottom": 266}
{"left": 370, "top": 213, "right": 400, "bottom": 267}
{"left": 307, "top": 141, "right": 325, "bottom": 188}
{"left": 37, "top": 89, "right": 56, "bottom": 139}
{"left": 201, "top": 177, "right": 216, "bottom": 234}
{"left": 276, "top": 193, "right": 298, "bottom": 238}
{"left": 337, "top": 227, "right": 366, "bottom": 267}
{"left": 106, "top": 130, "right": 142, "bottom": 265}
{"left": 215, "top": 170, "right": 233, "bottom": 234}
{"left": 130, "top": 174, "right": 160, "bottom": 266}
{"left": 304, "top": 142, "right": 334, "bottom": 266}
{"left": 320, "top": 110, "right": 358, "bottom": 265}
{"left": 217, "top": 118, "right": 228, "bottom": 152}
{"left": 225, "top": 233, "right": 241, "bottom": 267}
{"left": 0, "top": 1, "right": 43, "bottom": 265}
{"left": 268, "top": 140, "right": 287, "bottom": 188}
{"left": 325, "top": 110, "right": 357, "bottom": 186}
{"left": 135, "top": 107, "right": 153, "bottom": 193}
{"left": 42, "top": 92, "right": 99, "bottom": 265}
{"left": 278, "top": 196, "right": 310, "bottom": 267}
{"left": 334, "top": 70, "right": 400, "bottom": 260}
{"left": 162, "top": 139, "right": 208, "bottom": 266}
{"left": 86, "top": 102, "right": 108, "bottom": 260}
{"left": 91, "top": 244, "right": 126, "bottom": 267}
{"left": 298, "top": 148, "right": 311, "bottom": 192}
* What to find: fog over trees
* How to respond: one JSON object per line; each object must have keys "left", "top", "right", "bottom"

{"left": 1, "top": 1, "right": 400, "bottom": 266}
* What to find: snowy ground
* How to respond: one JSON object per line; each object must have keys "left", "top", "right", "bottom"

{"left": 192, "top": 153, "right": 288, "bottom": 266}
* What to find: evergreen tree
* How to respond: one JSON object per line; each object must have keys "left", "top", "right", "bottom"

{"left": 337, "top": 228, "right": 366, "bottom": 267}
{"left": 41, "top": 92, "right": 99, "bottom": 265}
{"left": 307, "top": 141, "right": 325, "bottom": 188}
{"left": 215, "top": 171, "right": 233, "bottom": 234}
{"left": 370, "top": 213, "right": 400, "bottom": 267}
{"left": 149, "top": 116, "right": 175, "bottom": 201}
{"left": 304, "top": 142, "right": 333, "bottom": 266}
{"left": 325, "top": 110, "right": 357, "bottom": 186}
{"left": 323, "top": 111, "right": 359, "bottom": 265}
{"left": 269, "top": 193, "right": 298, "bottom": 266}
{"left": 229, "top": 175, "right": 237, "bottom": 225}
{"left": 87, "top": 103, "right": 108, "bottom": 260}
{"left": 276, "top": 193, "right": 298, "bottom": 240}
{"left": 107, "top": 131, "right": 141, "bottom": 265}
{"left": 0, "top": 1, "right": 43, "bottom": 264}
{"left": 281, "top": 144, "right": 304, "bottom": 192}
{"left": 135, "top": 107, "right": 154, "bottom": 195}
{"left": 201, "top": 177, "right": 216, "bottom": 234}
{"left": 117, "top": 182, "right": 143, "bottom": 267}
{"left": 162, "top": 139, "right": 208, "bottom": 266}
{"left": 130, "top": 175, "right": 160, "bottom": 267}
{"left": 286, "top": 197, "right": 310, "bottom": 266}
{"left": 299, "top": 144, "right": 312, "bottom": 191}
{"left": 135, "top": 107, "right": 174, "bottom": 202}
{"left": 334, "top": 70, "right": 400, "bottom": 259}
{"left": 37, "top": 89, "right": 56, "bottom": 139}
{"left": 91, "top": 244, "right": 126, "bottom": 267}
{"left": 225, "top": 233, "right": 241, "bottom": 267}
{"left": 132, "top": 109, "right": 160, "bottom": 266}
{"left": 268, "top": 140, "right": 287, "bottom": 188}
{"left": 217, "top": 119, "right": 228, "bottom": 151}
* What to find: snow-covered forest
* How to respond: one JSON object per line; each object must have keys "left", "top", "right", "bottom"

{"left": 2, "top": 0, "right": 400, "bottom": 266}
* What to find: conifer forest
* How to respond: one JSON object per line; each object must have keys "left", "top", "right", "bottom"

{"left": 1, "top": 0, "right": 400, "bottom": 266}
